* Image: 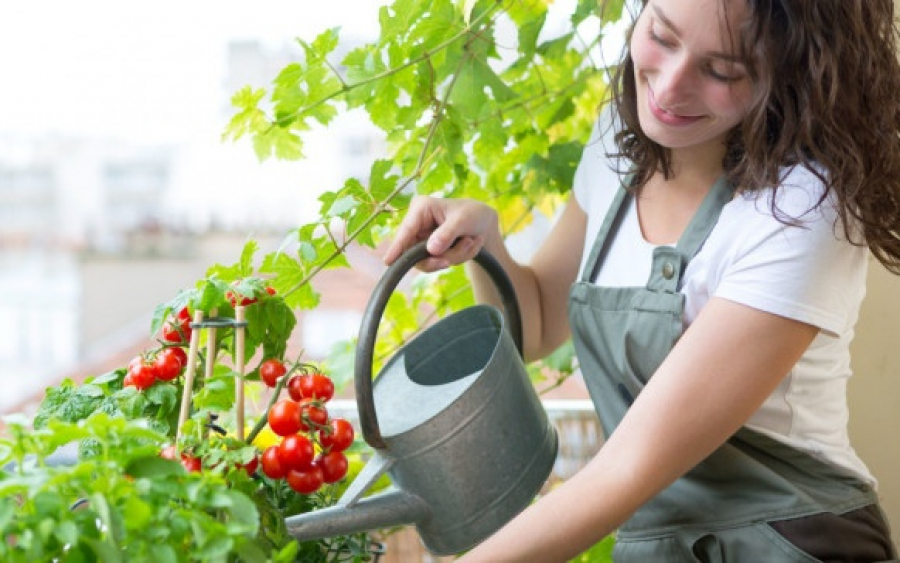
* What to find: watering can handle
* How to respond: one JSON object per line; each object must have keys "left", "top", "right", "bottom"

{"left": 355, "top": 240, "right": 524, "bottom": 450}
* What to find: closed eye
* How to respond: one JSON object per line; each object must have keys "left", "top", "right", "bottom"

{"left": 648, "top": 27, "right": 676, "bottom": 49}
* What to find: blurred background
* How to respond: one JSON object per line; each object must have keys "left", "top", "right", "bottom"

{"left": 0, "top": 0, "right": 391, "bottom": 414}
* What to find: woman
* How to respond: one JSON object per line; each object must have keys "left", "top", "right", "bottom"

{"left": 384, "top": 0, "right": 900, "bottom": 560}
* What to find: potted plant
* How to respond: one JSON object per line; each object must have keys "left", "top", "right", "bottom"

{"left": 1, "top": 275, "right": 384, "bottom": 562}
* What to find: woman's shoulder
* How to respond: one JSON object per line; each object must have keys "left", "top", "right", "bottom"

{"left": 733, "top": 163, "right": 837, "bottom": 225}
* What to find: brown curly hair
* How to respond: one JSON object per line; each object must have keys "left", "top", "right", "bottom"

{"left": 609, "top": 0, "right": 900, "bottom": 274}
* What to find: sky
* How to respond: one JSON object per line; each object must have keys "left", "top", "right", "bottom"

{"left": 0, "top": 0, "right": 384, "bottom": 144}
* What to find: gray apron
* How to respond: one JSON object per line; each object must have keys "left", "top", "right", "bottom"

{"left": 568, "top": 177, "right": 897, "bottom": 561}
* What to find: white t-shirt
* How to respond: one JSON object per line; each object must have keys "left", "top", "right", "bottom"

{"left": 572, "top": 115, "right": 875, "bottom": 486}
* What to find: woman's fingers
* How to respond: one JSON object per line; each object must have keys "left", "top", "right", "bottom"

{"left": 384, "top": 196, "right": 495, "bottom": 271}
{"left": 382, "top": 196, "right": 439, "bottom": 265}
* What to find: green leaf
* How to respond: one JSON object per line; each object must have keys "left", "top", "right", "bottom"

{"left": 239, "top": 240, "right": 259, "bottom": 277}
{"left": 146, "top": 544, "right": 179, "bottom": 563}
{"left": 84, "top": 537, "right": 124, "bottom": 563}
{"left": 144, "top": 383, "right": 178, "bottom": 416}
{"left": 125, "top": 456, "right": 185, "bottom": 479}
{"left": 196, "top": 534, "right": 234, "bottom": 559}
{"left": 34, "top": 380, "right": 103, "bottom": 429}
{"left": 223, "top": 490, "right": 260, "bottom": 535}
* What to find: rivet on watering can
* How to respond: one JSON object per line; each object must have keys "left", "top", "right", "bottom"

{"left": 662, "top": 262, "right": 675, "bottom": 279}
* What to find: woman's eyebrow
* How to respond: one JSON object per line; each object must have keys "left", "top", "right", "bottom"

{"left": 651, "top": 4, "right": 744, "bottom": 63}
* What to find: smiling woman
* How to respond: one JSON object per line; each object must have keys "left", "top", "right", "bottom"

{"left": 382, "top": 0, "right": 900, "bottom": 560}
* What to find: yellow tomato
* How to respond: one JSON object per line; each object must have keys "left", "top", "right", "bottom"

{"left": 251, "top": 426, "right": 281, "bottom": 450}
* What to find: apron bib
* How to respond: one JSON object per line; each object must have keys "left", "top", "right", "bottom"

{"left": 568, "top": 177, "right": 896, "bottom": 562}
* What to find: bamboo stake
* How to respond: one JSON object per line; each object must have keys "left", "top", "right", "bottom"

{"left": 176, "top": 309, "right": 205, "bottom": 448}
{"left": 235, "top": 306, "right": 246, "bottom": 441}
{"left": 204, "top": 308, "right": 218, "bottom": 381}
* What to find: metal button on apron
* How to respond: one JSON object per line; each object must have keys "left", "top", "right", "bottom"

{"left": 662, "top": 262, "right": 675, "bottom": 279}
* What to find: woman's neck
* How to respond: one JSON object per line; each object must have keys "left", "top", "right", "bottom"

{"left": 665, "top": 141, "right": 728, "bottom": 191}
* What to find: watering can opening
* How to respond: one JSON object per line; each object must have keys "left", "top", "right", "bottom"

{"left": 402, "top": 304, "right": 501, "bottom": 387}
{"left": 373, "top": 304, "right": 504, "bottom": 438}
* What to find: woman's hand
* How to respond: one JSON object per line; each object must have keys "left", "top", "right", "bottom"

{"left": 383, "top": 196, "right": 501, "bottom": 270}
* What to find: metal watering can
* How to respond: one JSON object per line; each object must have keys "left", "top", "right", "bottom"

{"left": 285, "top": 241, "right": 558, "bottom": 555}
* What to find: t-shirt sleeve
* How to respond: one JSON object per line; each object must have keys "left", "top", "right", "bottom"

{"left": 712, "top": 169, "right": 868, "bottom": 336}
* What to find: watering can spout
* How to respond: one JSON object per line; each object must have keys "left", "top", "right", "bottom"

{"left": 285, "top": 488, "right": 429, "bottom": 542}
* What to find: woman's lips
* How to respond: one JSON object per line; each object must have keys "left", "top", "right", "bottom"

{"left": 647, "top": 85, "right": 703, "bottom": 126}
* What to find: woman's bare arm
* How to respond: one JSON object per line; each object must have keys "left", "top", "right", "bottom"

{"left": 459, "top": 298, "right": 819, "bottom": 562}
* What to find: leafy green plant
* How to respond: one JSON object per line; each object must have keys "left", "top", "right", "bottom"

{"left": 0, "top": 413, "right": 295, "bottom": 563}
{"left": 224, "top": 0, "right": 625, "bottom": 390}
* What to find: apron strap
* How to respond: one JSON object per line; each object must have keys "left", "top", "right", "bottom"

{"left": 675, "top": 175, "right": 735, "bottom": 261}
{"left": 580, "top": 184, "right": 631, "bottom": 283}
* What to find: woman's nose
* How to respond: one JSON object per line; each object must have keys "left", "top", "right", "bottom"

{"left": 654, "top": 57, "right": 695, "bottom": 108}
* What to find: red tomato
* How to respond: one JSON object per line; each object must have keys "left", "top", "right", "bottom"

{"left": 226, "top": 283, "right": 258, "bottom": 307}
{"left": 319, "top": 418, "right": 355, "bottom": 452}
{"left": 289, "top": 373, "right": 335, "bottom": 402}
{"left": 265, "top": 286, "right": 277, "bottom": 295}
{"left": 161, "top": 446, "right": 201, "bottom": 472}
{"left": 316, "top": 451, "right": 349, "bottom": 484}
{"left": 123, "top": 373, "right": 135, "bottom": 388}
{"left": 287, "top": 465, "right": 324, "bottom": 495}
{"left": 268, "top": 400, "right": 302, "bottom": 437}
{"left": 128, "top": 356, "right": 144, "bottom": 372}
{"left": 154, "top": 348, "right": 183, "bottom": 381}
{"left": 277, "top": 434, "right": 314, "bottom": 471}
{"left": 240, "top": 455, "right": 259, "bottom": 476}
{"left": 180, "top": 454, "right": 202, "bottom": 473}
{"left": 298, "top": 399, "right": 329, "bottom": 432}
{"left": 261, "top": 446, "right": 287, "bottom": 479}
{"left": 259, "top": 359, "right": 287, "bottom": 388}
{"left": 130, "top": 362, "right": 157, "bottom": 390}
{"left": 169, "top": 346, "right": 188, "bottom": 368}
{"left": 161, "top": 319, "right": 192, "bottom": 344}
{"left": 176, "top": 306, "right": 191, "bottom": 322}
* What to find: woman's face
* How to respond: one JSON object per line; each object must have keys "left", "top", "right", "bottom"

{"left": 631, "top": 0, "right": 755, "bottom": 158}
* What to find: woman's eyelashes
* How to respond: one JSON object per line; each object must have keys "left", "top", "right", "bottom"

{"left": 648, "top": 25, "right": 745, "bottom": 84}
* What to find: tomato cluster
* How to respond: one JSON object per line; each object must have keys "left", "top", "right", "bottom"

{"left": 124, "top": 307, "right": 191, "bottom": 391}
{"left": 225, "top": 284, "right": 276, "bottom": 307}
{"left": 161, "top": 305, "right": 193, "bottom": 345}
{"left": 260, "top": 365, "right": 353, "bottom": 495}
